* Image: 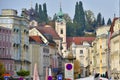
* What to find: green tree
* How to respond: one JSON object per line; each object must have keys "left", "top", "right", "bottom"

{"left": 102, "top": 17, "right": 105, "bottom": 25}
{"left": 17, "top": 70, "right": 30, "bottom": 78}
{"left": 96, "top": 13, "right": 102, "bottom": 27}
{"left": 63, "top": 13, "right": 72, "bottom": 23}
{"left": 35, "top": 3, "right": 39, "bottom": 22}
{"left": 73, "top": 1, "right": 86, "bottom": 36}
{"left": 107, "top": 18, "right": 112, "bottom": 25}
{"left": 43, "top": 3, "right": 48, "bottom": 23}
{"left": 38, "top": 4, "right": 43, "bottom": 23}
{"left": 66, "top": 22, "right": 76, "bottom": 37}
{"left": 73, "top": 2, "right": 79, "bottom": 23}
{"left": 85, "top": 10, "right": 95, "bottom": 32}
{"left": 35, "top": 3, "right": 38, "bottom": 13}
{"left": 0, "top": 62, "right": 5, "bottom": 80}
{"left": 78, "top": 1, "right": 85, "bottom": 28}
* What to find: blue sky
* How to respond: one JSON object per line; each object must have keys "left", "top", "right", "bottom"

{"left": 0, "top": 0, "right": 119, "bottom": 21}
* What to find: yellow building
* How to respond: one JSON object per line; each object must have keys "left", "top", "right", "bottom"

{"left": 94, "top": 26, "right": 110, "bottom": 74}
{"left": 110, "top": 18, "right": 120, "bottom": 79}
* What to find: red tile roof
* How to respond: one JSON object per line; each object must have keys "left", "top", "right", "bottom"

{"left": 66, "top": 37, "right": 95, "bottom": 48}
{"left": 29, "top": 36, "right": 43, "bottom": 43}
{"left": 36, "top": 25, "right": 61, "bottom": 39}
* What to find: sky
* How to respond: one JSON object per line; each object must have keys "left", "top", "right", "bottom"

{"left": 0, "top": 0, "right": 119, "bottom": 22}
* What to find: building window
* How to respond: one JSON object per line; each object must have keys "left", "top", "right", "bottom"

{"left": 60, "top": 29, "right": 63, "bottom": 34}
{"left": 31, "top": 22, "right": 34, "bottom": 26}
{"left": 0, "top": 48, "right": 1, "bottom": 55}
{"left": 43, "top": 47, "right": 49, "bottom": 53}
{"left": 80, "top": 50, "right": 83, "bottom": 54}
{"left": 100, "top": 45, "right": 102, "bottom": 48}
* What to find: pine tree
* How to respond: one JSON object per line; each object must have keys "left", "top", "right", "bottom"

{"left": 35, "top": 3, "right": 39, "bottom": 21}
{"left": 102, "top": 17, "right": 105, "bottom": 26}
{"left": 43, "top": 3, "right": 48, "bottom": 23}
{"left": 38, "top": 4, "right": 43, "bottom": 23}
{"left": 78, "top": 1, "right": 85, "bottom": 28}
{"left": 73, "top": 1, "right": 85, "bottom": 36}
{"left": 35, "top": 3, "right": 38, "bottom": 13}
{"left": 97, "top": 13, "right": 102, "bottom": 27}
{"left": 107, "top": 18, "right": 112, "bottom": 25}
{"left": 73, "top": 2, "right": 79, "bottom": 23}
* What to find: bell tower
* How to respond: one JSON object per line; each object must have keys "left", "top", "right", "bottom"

{"left": 55, "top": 4, "right": 67, "bottom": 56}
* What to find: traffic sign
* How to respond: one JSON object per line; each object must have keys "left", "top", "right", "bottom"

{"left": 48, "top": 76, "right": 52, "bottom": 80}
{"left": 65, "top": 63, "right": 74, "bottom": 80}
{"left": 66, "top": 63, "right": 73, "bottom": 70}
{"left": 57, "top": 74, "right": 62, "bottom": 80}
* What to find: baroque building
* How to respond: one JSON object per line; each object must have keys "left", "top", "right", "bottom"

{"left": 0, "top": 26, "right": 13, "bottom": 75}
{"left": 0, "top": 9, "right": 30, "bottom": 76}
{"left": 110, "top": 18, "right": 120, "bottom": 79}
{"left": 94, "top": 25, "right": 110, "bottom": 74}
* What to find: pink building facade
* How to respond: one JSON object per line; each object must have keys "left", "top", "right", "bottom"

{"left": 0, "top": 26, "right": 14, "bottom": 75}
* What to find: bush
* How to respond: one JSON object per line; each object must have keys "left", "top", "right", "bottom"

{"left": 17, "top": 70, "right": 30, "bottom": 77}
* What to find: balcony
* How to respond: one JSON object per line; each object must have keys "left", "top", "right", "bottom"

{"left": 0, "top": 54, "right": 12, "bottom": 59}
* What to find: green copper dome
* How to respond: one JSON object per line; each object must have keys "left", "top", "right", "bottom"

{"left": 56, "top": 7, "right": 64, "bottom": 22}
{"left": 57, "top": 7, "right": 63, "bottom": 17}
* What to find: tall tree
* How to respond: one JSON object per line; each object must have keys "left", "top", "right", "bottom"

{"left": 107, "top": 18, "right": 112, "bottom": 25}
{"left": 78, "top": 1, "right": 85, "bottom": 28}
{"left": 73, "top": 1, "right": 86, "bottom": 36}
{"left": 73, "top": 2, "right": 79, "bottom": 23}
{"left": 43, "top": 3, "right": 48, "bottom": 23}
{"left": 96, "top": 13, "right": 102, "bottom": 27}
{"left": 38, "top": 4, "right": 43, "bottom": 23}
{"left": 35, "top": 3, "right": 39, "bottom": 21}
{"left": 102, "top": 17, "right": 105, "bottom": 26}
{"left": 35, "top": 3, "right": 38, "bottom": 13}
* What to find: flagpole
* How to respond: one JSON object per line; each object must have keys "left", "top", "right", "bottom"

{"left": 107, "top": 45, "right": 111, "bottom": 80}
{"left": 45, "top": 67, "right": 48, "bottom": 80}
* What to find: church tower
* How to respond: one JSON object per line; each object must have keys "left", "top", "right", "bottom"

{"left": 55, "top": 5, "right": 67, "bottom": 57}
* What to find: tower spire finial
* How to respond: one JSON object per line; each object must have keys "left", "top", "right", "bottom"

{"left": 60, "top": 0, "right": 62, "bottom": 11}
{"left": 30, "top": 0, "right": 33, "bottom": 8}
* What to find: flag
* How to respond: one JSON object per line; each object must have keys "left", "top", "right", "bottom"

{"left": 33, "top": 63, "right": 40, "bottom": 80}
{"left": 48, "top": 67, "right": 52, "bottom": 80}
{"left": 45, "top": 67, "right": 48, "bottom": 80}
{"left": 48, "top": 67, "right": 52, "bottom": 76}
{"left": 108, "top": 18, "right": 118, "bottom": 48}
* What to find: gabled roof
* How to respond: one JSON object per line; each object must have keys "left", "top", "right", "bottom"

{"left": 36, "top": 25, "right": 61, "bottom": 39}
{"left": 66, "top": 37, "right": 95, "bottom": 48}
{"left": 29, "top": 36, "right": 43, "bottom": 43}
